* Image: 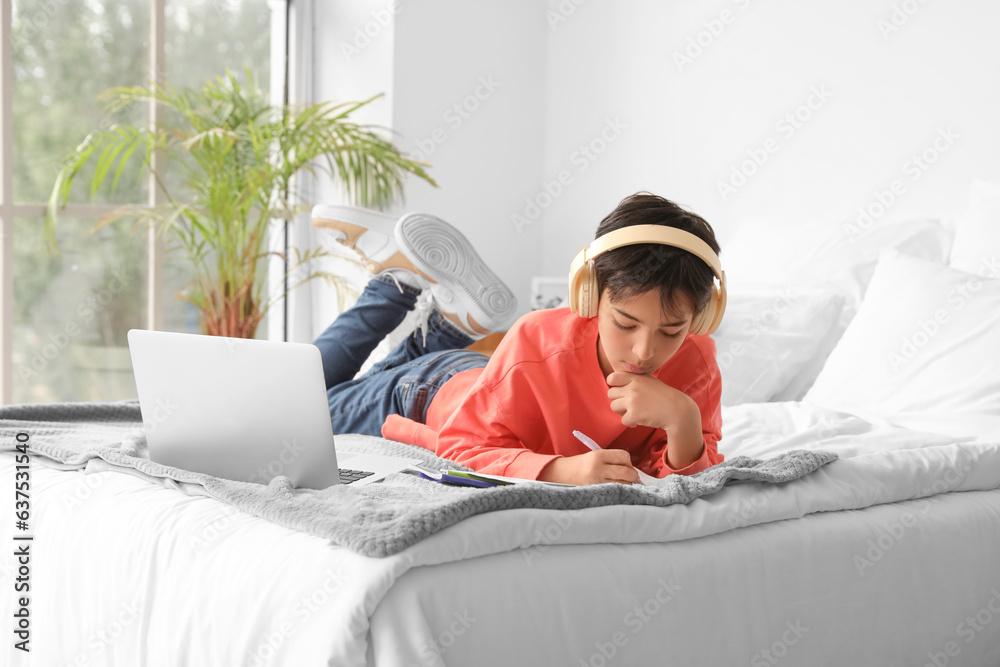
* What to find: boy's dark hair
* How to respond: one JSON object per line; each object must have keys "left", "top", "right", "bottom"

{"left": 592, "top": 192, "right": 721, "bottom": 320}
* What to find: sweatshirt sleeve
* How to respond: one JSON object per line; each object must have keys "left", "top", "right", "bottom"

{"left": 435, "top": 380, "right": 562, "bottom": 481}
{"left": 647, "top": 430, "right": 724, "bottom": 476}
{"left": 381, "top": 414, "right": 439, "bottom": 452}
{"left": 640, "top": 337, "right": 725, "bottom": 477}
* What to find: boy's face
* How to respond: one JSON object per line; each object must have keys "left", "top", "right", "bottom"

{"left": 595, "top": 287, "right": 695, "bottom": 378}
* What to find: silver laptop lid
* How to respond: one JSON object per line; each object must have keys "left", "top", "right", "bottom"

{"left": 127, "top": 328, "right": 341, "bottom": 490}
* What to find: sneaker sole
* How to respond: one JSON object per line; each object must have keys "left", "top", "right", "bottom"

{"left": 395, "top": 213, "right": 518, "bottom": 332}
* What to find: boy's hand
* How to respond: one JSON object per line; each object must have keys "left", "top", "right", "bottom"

{"left": 606, "top": 371, "right": 676, "bottom": 429}
{"left": 537, "top": 450, "right": 639, "bottom": 486}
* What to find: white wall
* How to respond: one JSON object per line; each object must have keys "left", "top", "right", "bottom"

{"left": 391, "top": 0, "right": 549, "bottom": 316}
{"left": 309, "top": 0, "right": 547, "bottom": 334}
{"left": 539, "top": 0, "right": 1000, "bottom": 274}
{"left": 307, "top": 0, "right": 1000, "bottom": 336}
{"left": 306, "top": 0, "right": 398, "bottom": 336}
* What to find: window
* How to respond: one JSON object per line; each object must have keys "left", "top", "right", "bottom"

{"left": 1, "top": 0, "right": 278, "bottom": 403}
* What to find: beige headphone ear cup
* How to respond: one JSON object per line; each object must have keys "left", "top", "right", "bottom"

{"left": 578, "top": 261, "right": 596, "bottom": 318}
{"left": 708, "top": 279, "right": 727, "bottom": 334}
{"left": 586, "top": 261, "right": 600, "bottom": 318}
{"left": 689, "top": 286, "right": 717, "bottom": 336}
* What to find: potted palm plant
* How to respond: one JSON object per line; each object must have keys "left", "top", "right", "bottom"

{"left": 43, "top": 68, "right": 435, "bottom": 339}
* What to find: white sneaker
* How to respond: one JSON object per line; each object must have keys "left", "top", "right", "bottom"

{"left": 312, "top": 204, "right": 416, "bottom": 276}
{"left": 312, "top": 204, "right": 517, "bottom": 337}
{"left": 394, "top": 213, "right": 518, "bottom": 337}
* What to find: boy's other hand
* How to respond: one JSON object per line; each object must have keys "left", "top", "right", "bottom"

{"left": 537, "top": 450, "right": 639, "bottom": 486}
{"left": 606, "top": 371, "right": 674, "bottom": 430}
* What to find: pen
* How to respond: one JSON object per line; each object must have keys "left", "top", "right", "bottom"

{"left": 572, "top": 430, "right": 657, "bottom": 485}
{"left": 572, "top": 430, "right": 602, "bottom": 451}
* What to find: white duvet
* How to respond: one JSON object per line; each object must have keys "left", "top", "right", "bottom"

{"left": 2, "top": 401, "right": 999, "bottom": 666}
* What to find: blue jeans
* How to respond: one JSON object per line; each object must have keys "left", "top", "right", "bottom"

{"left": 313, "top": 274, "right": 491, "bottom": 436}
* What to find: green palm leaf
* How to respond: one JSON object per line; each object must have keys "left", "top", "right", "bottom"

{"left": 44, "top": 68, "right": 436, "bottom": 338}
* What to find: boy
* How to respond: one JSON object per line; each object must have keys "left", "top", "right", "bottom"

{"left": 312, "top": 192, "right": 724, "bottom": 486}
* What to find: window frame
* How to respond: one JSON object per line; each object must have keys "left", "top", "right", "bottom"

{"left": 0, "top": 0, "right": 289, "bottom": 403}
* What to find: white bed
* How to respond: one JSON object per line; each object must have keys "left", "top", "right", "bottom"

{"left": 2, "top": 402, "right": 999, "bottom": 666}
{"left": 3, "top": 183, "right": 1000, "bottom": 665}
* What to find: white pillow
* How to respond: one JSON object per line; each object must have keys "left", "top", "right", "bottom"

{"left": 713, "top": 288, "right": 845, "bottom": 406}
{"left": 803, "top": 249, "right": 1000, "bottom": 439}
{"left": 950, "top": 179, "right": 1000, "bottom": 278}
{"left": 723, "top": 216, "right": 954, "bottom": 400}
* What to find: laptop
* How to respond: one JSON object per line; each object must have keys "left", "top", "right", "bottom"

{"left": 126, "top": 329, "right": 422, "bottom": 489}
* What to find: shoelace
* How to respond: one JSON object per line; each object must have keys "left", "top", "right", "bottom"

{"left": 382, "top": 270, "right": 435, "bottom": 347}
{"left": 410, "top": 290, "right": 435, "bottom": 348}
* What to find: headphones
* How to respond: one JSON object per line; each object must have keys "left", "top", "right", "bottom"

{"left": 567, "top": 224, "right": 727, "bottom": 336}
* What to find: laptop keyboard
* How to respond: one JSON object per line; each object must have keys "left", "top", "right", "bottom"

{"left": 339, "top": 468, "right": 375, "bottom": 484}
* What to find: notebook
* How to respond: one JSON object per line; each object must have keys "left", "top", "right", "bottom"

{"left": 126, "top": 329, "right": 421, "bottom": 489}
{"left": 408, "top": 465, "right": 578, "bottom": 488}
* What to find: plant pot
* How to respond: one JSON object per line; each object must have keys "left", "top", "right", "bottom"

{"left": 68, "top": 342, "right": 138, "bottom": 401}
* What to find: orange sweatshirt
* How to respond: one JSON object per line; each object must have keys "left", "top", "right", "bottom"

{"left": 381, "top": 307, "right": 724, "bottom": 480}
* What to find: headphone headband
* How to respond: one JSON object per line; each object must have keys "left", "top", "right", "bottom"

{"left": 580, "top": 224, "right": 723, "bottom": 280}
{"left": 567, "top": 223, "right": 727, "bottom": 335}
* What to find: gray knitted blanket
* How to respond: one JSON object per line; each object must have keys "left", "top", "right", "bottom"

{"left": 0, "top": 399, "right": 838, "bottom": 557}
